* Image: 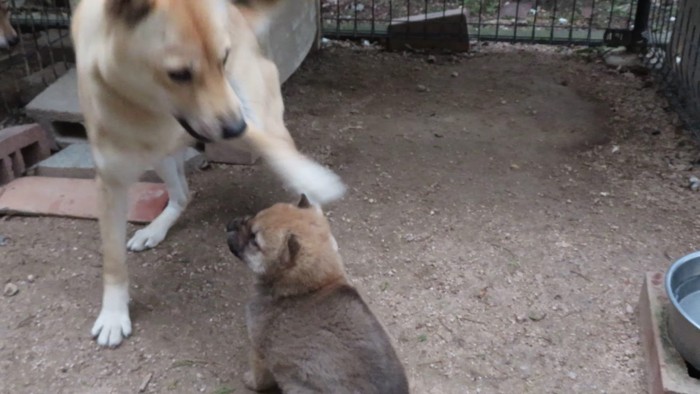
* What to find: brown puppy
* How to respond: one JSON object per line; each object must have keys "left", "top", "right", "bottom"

{"left": 227, "top": 195, "right": 409, "bottom": 394}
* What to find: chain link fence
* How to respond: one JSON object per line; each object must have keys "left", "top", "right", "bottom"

{"left": 0, "top": 0, "right": 72, "bottom": 123}
{"left": 643, "top": 0, "right": 700, "bottom": 138}
{"left": 321, "top": 0, "right": 640, "bottom": 45}
{"left": 0, "top": 0, "right": 697, "bottom": 140}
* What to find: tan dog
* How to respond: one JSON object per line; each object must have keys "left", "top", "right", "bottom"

{"left": 0, "top": 1, "right": 19, "bottom": 48}
{"left": 226, "top": 195, "right": 410, "bottom": 394}
{"left": 71, "top": 0, "right": 346, "bottom": 347}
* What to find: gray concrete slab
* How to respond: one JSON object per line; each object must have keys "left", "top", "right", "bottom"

{"left": 32, "top": 144, "right": 205, "bottom": 182}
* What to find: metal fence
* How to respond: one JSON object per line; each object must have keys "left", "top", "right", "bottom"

{"left": 321, "top": 0, "right": 641, "bottom": 45}
{"left": 0, "top": 0, "right": 72, "bottom": 121}
{"left": 643, "top": 0, "right": 700, "bottom": 137}
{"left": 0, "top": 0, "right": 696, "bottom": 137}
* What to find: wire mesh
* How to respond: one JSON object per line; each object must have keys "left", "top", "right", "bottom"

{"left": 0, "top": 0, "right": 72, "bottom": 122}
{"left": 643, "top": 0, "right": 700, "bottom": 138}
{"left": 321, "top": 0, "right": 639, "bottom": 45}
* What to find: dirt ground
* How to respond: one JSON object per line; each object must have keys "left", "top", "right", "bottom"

{"left": 3, "top": 43, "right": 700, "bottom": 393}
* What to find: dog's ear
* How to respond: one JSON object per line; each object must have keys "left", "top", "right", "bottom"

{"left": 298, "top": 194, "right": 311, "bottom": 209}
{"left": 284, "top": 233, "right": 301, "bottom": 268}
{"left": 106, "top": 0, "right": 152, "bottom": 26}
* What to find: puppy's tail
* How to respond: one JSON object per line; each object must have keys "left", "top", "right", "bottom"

{"left": 240, "top": 126, "right": 347, "bottom": 205}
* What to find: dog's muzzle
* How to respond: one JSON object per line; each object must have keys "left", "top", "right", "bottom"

{"left": 222, "top": 118, "right": 247, "bottom": 139}
{"left": 176, "top": 117, "right": 248, "bottom": 144}
{"left": 177, "top": 117, "right": 212, "bottom": 143}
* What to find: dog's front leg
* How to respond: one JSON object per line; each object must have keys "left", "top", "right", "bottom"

{"left": 127, "top": 153, "right": 189, "bottom": 251}
{"left": 91, "top": 175, "right": 132, "bottom": 347}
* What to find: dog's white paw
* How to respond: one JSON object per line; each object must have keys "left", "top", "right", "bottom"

{"left": 270, "top": 155, "right": 346, "bottom": 205}
{"left": 127, "top": 226, "right": 167, "bottom": 252}
{"left": 243, "top": 371, "right": 258, "bottom": 390}
{"left": 91, "top": 284, "right": 131, "bottom": 347}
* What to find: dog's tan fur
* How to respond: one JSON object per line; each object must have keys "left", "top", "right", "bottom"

{"left": 0, "top": 1, "right": 19, "bottom": 48}
{"left": 71, "top": 0, "right": 345, "bottom": 347}
{"left": 227, "top": 196, "right": 410, "bottom": 394}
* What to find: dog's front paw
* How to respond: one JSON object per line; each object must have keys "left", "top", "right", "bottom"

{"left": 91, "top": 284, "right": 131, "bottom": 347}
{"left": 127, "top": 226, "right": 167, "bottom": 252}
{"left": 243, "top": 370, "right": 276, "bottom": 392}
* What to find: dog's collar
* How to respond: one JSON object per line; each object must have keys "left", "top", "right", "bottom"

{"left": 176, "top": 117, "right": 212, "bottom": 144}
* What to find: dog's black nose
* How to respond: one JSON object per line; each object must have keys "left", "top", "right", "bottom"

{"left": 7, "top": 35, "right": 18, "bottom": 47}
{"left": 221, "top": 118, "right": 247, "bottom": 139}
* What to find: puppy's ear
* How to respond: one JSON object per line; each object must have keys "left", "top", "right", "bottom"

{"left": 106, "top": 0, "right": 152, "bottom": 26}
{"left": 284, "top": 234, "right": 301, "bottom": 268}
{"left": 298, "top": 194, "right": 311, "bottom": 209}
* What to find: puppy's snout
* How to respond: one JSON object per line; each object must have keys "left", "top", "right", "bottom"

{"left": 221, "top": 117, "right": 247, "bottom": 139}
{"left": 226, "top": 217, "right": 248, "bottom": 233}
{"left": 226, "top": 216, "right": 250, "bottom": 259}
{"left": 7, "top": 35, "right": 18, "bottom": 47}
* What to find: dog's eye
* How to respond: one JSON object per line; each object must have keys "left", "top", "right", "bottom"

{"left": 168, "top": 68, "right": 193, "bottom": 83}
{"left": 249, "top": 232, "right": 259, "bottom": 248}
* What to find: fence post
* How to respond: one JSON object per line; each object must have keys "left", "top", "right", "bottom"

{"left": 630, "top": 0, "right": 652, "bottom": 51}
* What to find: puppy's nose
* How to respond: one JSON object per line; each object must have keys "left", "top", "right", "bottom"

{"left": 225, "top": 216, "right": 249, "bottom": 233}
{"left": 221, "top": 118, "right": 247, "bottom": 139}
{"left": 227, "top": 232, "right": 242, "bottom": 259}
{"left": 7, "top": 35, "right": 18, "bottom": 47}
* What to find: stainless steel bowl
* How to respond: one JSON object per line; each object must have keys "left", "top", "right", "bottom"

{"left": 666, "top": 251, "right": 700, "bottom": 370}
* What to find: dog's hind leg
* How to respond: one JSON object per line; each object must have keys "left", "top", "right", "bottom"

{"left": 127, "top": 152, "right": 190, "bottom": 252}
{"left": 92, "top": 175, "right": 132, "bottom": 347}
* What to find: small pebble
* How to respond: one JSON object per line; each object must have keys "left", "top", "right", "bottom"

{"left": 417, "top": 84, "right": 428, "bottom": 92}
{"left": 689, "top": 176, "right": 700, "bottom": 191}
{"left": 451, "top": 71, "right": 459, "bottom": 77}
{"left": 427, "top": 55, "right": 436, "bottom": 63}
{"left": 27, "top": 275, "right": 35, "bottom": 283}
{"left": 625, "top": 304, "right": 634, "bottom": 314}
{"left": 3, "top": 283, "right": 18, "bottom": 297}
{"left": 528, "top": 311, "right": 546, "bottom": 321}
{"left": 0, "top": 235, "right": 8, "bottom": 246}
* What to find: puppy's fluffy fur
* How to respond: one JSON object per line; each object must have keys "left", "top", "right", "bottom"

{"left": 227, "top": 196, "right": 409, "bottom": 394}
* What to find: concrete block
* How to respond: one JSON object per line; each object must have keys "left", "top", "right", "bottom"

{"left": 387, "top": 8, "right": 470, "bottom": 52}
{"left": 32, "top": 144, "right": 206, "bottom": 181}
{"left": 0, "top": 176, "right": 168, "bottom": 224}
{"left": 639, "top": 272, "right": 700, "bottom": 394}
{"left": 0, "top": 124, "right": 52, "bottom": 185}
{"left": 205, "top": 141, "right": 258, "bottom": 165}
{"left": 24, "top": 68, "right": 85, "bottom": 147}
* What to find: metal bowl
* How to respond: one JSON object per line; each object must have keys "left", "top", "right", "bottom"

{"left": 666, "top": 251, "right": 700, "bottom": 370}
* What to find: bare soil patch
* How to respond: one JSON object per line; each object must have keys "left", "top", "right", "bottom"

{"left": 2, "top": 43, "right": 700, "bottom": 393}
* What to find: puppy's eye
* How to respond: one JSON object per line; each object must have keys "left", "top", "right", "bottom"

{"left": 249, "top": 233, "right": 259, "bottom": 248}
{"left": 222, "top": 49, "right": 230, "bottom": 66}
{"left": 168, "top": 68, "right": 193, "bottom": 83}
